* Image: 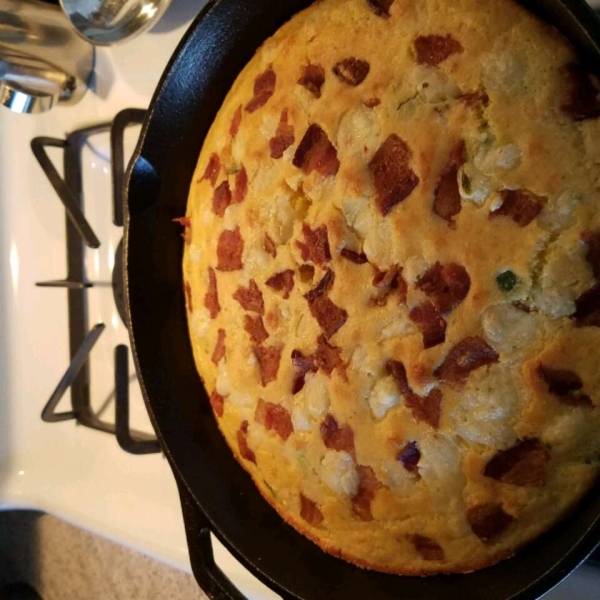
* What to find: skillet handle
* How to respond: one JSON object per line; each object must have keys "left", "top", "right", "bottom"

{"left": 177, "top": 480, "right": 247, "bottom": 600}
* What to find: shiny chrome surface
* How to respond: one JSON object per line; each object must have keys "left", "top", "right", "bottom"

{"left": 60, "top": 0, "right": 172, "bottom": 46}
{"left": 0, "top": 0, "right": 94, "bottom": 114}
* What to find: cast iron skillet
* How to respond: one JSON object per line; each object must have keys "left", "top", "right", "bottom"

{"left": 124, "top": 1, "right": 600, "bottom": 598}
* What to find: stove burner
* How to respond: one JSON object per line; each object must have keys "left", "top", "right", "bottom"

{"left": 32, "top": 109, "right": 160, "bottom": 455}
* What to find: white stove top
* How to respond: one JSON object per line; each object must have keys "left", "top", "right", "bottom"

{"left": 0, "top": 2, "right": 597, "bottom": 600}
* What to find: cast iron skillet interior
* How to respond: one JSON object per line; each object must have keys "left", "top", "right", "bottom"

{"left": 124, "top": 1, "right": 600, "bottom": 598}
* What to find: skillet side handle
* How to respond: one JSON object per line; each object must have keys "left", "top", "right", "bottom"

{"left": 177, "top": 480, "right": 247, "bottom": 600}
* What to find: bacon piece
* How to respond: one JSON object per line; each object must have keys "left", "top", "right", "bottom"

{"left": 216, "top": 228, "right": 244, "bottom": 272}
{"left": 560, "top": 63, "right": 600, "bottom": 121}
{"left": 212, "top": 181, "right": 232, "bottom": 217}
{"left": 467, "top": 503, "right": 514, "bottom": 540}
{"left": 233, "top": 166, "right": 248, "bottom": 204}
{"left": 364, "top": 97, "right": 381, "bottom": 108}
{"left": 269, "top": 109, "right": 296, "bottom": 159}
{"left": 204, "top": 267, "right": 220, "bottom": 318}
{"left": 387, "top": 360, "right": 442, "bottom": 428}
{"left": 255, "top": 398, "right": 293, "bottom": 441}
{"left": 264, "top": 234, "right": 277, "bottom": 258}
{"left": 369, "top": 134, "right": 420, "bottom": 216}
{"left": 266, "top": 270, "right": 295, "bottom": 299}
{"left": 483, "top": 439, "right": 549, "bottom": 487}
{"left": 299, "top": 494, "right": 324, "bottom": 525}
{"left": 434, "top": 141, "right": 466, "bottom": 227}
{"left": 416, "top": 262, "right": 471, "bottom": 313}
{"left": 573, "top": 283, "right": 600, "bottom": 327}
{"left": 304, "top": 270, "right": 348, "bottom": 339}
{"left": 371, "top": 267, "right": 407, "bottom": 306}
{"left": 200, "top": 153, "right": 220, "bottom": 186}
{"left": 298, "top": 63, "right": 326, "bottom": 98}
{"left": 245, "top": 67, "right": 276, "bottom": 113}
{"left": 314, "top": 335, "right": 346, "bottom": 377}
{"left": 211, "top": 329, "right": 226, "bottom": 364}
{"left": 332, "top": 58, "right": 370, "bottom": 87}
{"left": 184, "top": 282, "right": 193, "bottom": 312}
{"left": 293, "top": 124, "right": 340, "bottom": 177}
{"left": 408, "top": 535, "right": 444, "bottom": 561}
{"left": 490, "top": 189, "right": 545, "bottom": 227}
{"left": 173, "top": 217, "right": 192, "bottom": 245}
{"left": 320, "top": 414, "right": 355, "bottom": 455}
{"left": 209, "top": 391, "right": 225, "bottom": 418}
{"left": 254, "top": 344, "right": 283, "bottom": 386}
{"left": 459, "top": 90, "right": 490, "bottom": 108}
{"left": 435, "top": 337, "right": 499, "bottom": 390}
{"left": 292, "top": 350, "right": 317, "bottom": 394}
{"left": 230, "top": 105, "right": 242, "bottom": 137}
{"left": 352, "top": 465, "right": 382, "bottom": 521}
{"left": 233, "top": 279, "right": 264, "bottom": 314}
{"left": 244, "top": 315, "right": 269, "bottom": 344}
{"left": 414, "top": 34, "right": 463, "bottom": 67}
{"left": 341, "top": 248, "right": 368, "bottom": 264}
{"left": 582, "top": 230, "right": 600, "bottom": 278}
{"left": 237, "top": 420, "right": 256, "bottom": 464}
{"left": 296, "top": 224, "right": 331, "bottom": 266}
{"left": 397, "top": 441, "right": 420, "bottom": 473}
{"left": 410, "top": 301, "right": 447, "bottom": 349}
{"left": 367, "top": 0, "right": 394, "bottom": 18}
{"left": 537, "top": 364, "right": 593, "bottom": 407}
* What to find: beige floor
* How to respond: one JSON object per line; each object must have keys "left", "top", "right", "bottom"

{"left": 0, "top": 511, "right": 208, "bottom": 600}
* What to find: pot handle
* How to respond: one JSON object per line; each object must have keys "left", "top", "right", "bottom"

{"left": 177, "top": 480, "right": 247, "bottom": 600}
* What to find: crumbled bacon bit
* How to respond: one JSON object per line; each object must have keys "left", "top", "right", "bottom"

{"left": 266, "top": 270, "right": 295, "bottom": 299}
{"left": 292, "top": 350, "right": 317, "bottom": 394}
{"left": 254, "top": 344, "right": 283, "bottom": 387}
{"left": 459, "top": 90, "right": 490, "bottom": 108}
{"left": 212, "top": 181, "right": 232, "bottom": 217}
{"left": 304, "top": 270, "right": 348, "bottom": 339}
{"left": 233, "top": 279, "right": 264, "bottom": 314}
{"left": 387, "top": 360, "right": 412, "bottom": 395}
{"left": 298, "top": 63, "right": 326, "bottom": 98}
{"left": 369, "top": 134, "right": 420, "bottom": 216}
{"left": 341, "top": 248, "right": 368, "bottom": 264}
{"left": 410, "top": 302, "right": 447, "bottom": 349}
{"left": 184, "top": 282, "right": 193, "bottom": 312}
{"left": 332, "top": 58, "right": 370, "bottom": 87}
{"left": 230, "top": 105, "right": 242, "bottom": 137}
{"left": 582, "top": 230, "right": 600, "bottom": 278}
{"left": 397, "top": 441, "right": 420, "bottom": 473}
{"left": 414, "top": 34, "right": 463, "bottom": 67}
{"left": 408, "top": 535, "right": 444, "bottom": 561}
{"left": 173, "top": 217, "right": 192, "bottom": 245}
{"left": 320, "top": 414, "right": 355, "bottom": 455}
{"left": 299, "top": 264, "right": 316, "bottom": 282}
{"left": 245, "top": 67, "right": 276, "bottom": 113}
{"left": 297, "top": 224, "right": 331, "bottom": 266}
{"left": 483, "top": 438, "right": 549, "bottom": 487}
{"left": 314, "top": 335, "right": 346, "bottom": 377}
{"left": 216, "top": 228, "right": 244, "bottom": 271}
{"left": 244, "top": 315, "right": 269, "bottom": 344}
{"left": 237, "top": 420, "right": 256, "bottom": 463}
{"left": 367, "top": 0, "right": 394, "bottom": 18}
{"left": 434, "top": 140, "right": 466, "bottom": 227}
{"left": 574, "top": 283, "right": 600, "bottom": 327}
{"left": 490, "top": 189, "right": 545, "bottom": 227}
{"left": 370, "top": 267, "right": 407, "bottom": 306}
{"left": 264, "top": 234, "right": 277, "bottom": 258}
{"left": 299, "top": 494, "right": 324, "bottom": 525}
{"left": 352, "top": 465, "right": 382, "bottom": 521}
{"left": 204, "top": 268, "right": 220, "bottom": 318}
{"left": 560, "top": 63, "right": 600, "bottom": 121}
{"left": 209, "top": 391, "right": 225, "bottom": 417}
{"left": 416, "top": 262, "right": 471, "bottom": 313}
{"left": 293, "top": 124, "right": 340, "bottom": 177}
{"left": 364, "top": 97, "right": 381, "bottom": 108}
{"left": 269, "top": 109, "right": 295, "bottom": 159}
{"left": 233, "top": 166, "right": 248, "bottom": 204}
{"left": 200, "top": 153, "right": 220, "bottom": 187}
{"left": 211, "top": 329, "right": 226, "bottom": 364}
{"left": 435, "top": 337, "right": 499, "bottom": 390}
{"left": 537, "top": 364, "right": 593, "bottom": 408}
{"left": 255, "top": 398, "right": 293, "bottom": 441}
{"left": 373, "top": 267, "right": 399, "bottom": 288}
{"left": 467, "top": 503, "right": 514, "bottom": 540}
